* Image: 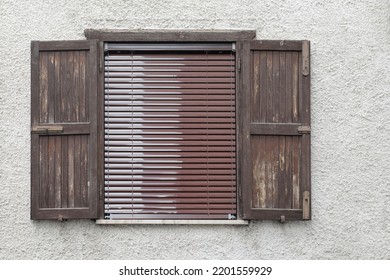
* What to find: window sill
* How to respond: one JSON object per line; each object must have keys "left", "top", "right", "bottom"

{"left": 96, "top": 219, "right": 249, "bottom": 225}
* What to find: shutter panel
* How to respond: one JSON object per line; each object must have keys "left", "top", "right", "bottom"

{"left": 31, "top": 40, "right": 98, "bottom": 220}
{"left": 241, "top": 40, "right": 311, "bottom": 220}
{"left": 104, "top": 43, "right": 237, "bottom": 220}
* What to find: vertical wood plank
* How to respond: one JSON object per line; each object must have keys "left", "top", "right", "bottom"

{"left": 73, "top": 51, "right": 80, "bottom": 122}
{"left": 59, "top": 51, "right": 66, "bottom": 122}
{"left": 285, "top": 52, "right": 293, "bottom": 123}
{"left": 74, "top": 135, "right": 81, "bottom": 207}
{"left": 272, "top": 51, "right": 280, "bottom": 123}
{"left": 79, "top": 51, "right": 87, "bottom": 122}
{"left": 68, "top": 135, "right": 75, "bottom": 208}
{"left": 292, "top": 52, "right": 299, "bottom": 123}
{"left": 47, "top": 52, "right": 56, "bottom": 123}
{"left": 251, "top": 51, "right": 260, "bottom": 122}
{"left": 259, "top": 51, "right": 267, "bottom": 123}
{"left": 54, "top": 51, "right": 61, "bottom": 123}
{"left": 39, "top": 136, "right": 49, "bottom": 208}
{"left": 80, "top": 136, "right": 89, "bottom": 207}
{"left": 48, "top": 136, "right": 55, "bottom": 208}
{"left": 39, "top": 52, "right": 49, "bottom": 123}
{"left": 54, "top": 136, "right": 62, "bottom": 208}
{"left": 61, "top": 135, "right": 68, "bottom": 208}
{"left": 292, "top": 136, "right": 300, "bottom": 209}
{"left": 266, "top": 51, "right": 273, "bottom": 123}
{"left": 285, "top": 136, "right": 292, "bottom": 208}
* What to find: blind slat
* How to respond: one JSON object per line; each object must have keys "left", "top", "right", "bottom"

{"left": 105, "top": 45, "right": 236, "bottom": 220}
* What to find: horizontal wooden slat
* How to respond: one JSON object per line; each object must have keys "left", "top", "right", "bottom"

{"left": 85, "top": 29, "right": 256, "bottom": 41}
{"left": 249, "top": 40, "right": 302, "bottom": 51}
{"left": 32, "top": 123, "right": 90, "bottom": 135}
{"left": 106, "top": 43, "right": 234, "bottom": 51}
{"left": 250, "top": 123, "right": 302, "bottom": 135}
{"left": 35, "top": 40, "right": 91, "bottom": 51}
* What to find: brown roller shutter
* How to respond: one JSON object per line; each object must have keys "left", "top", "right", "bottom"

{"left": 241, "top": 40, "right": 311, "bottom": 220}
{"left": 31, "top": 40, "right": 98, "bottom": 220}
{"left": 104, "top": 43, "right": 237, "bottom": 220}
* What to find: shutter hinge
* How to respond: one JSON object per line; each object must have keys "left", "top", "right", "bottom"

{"left": 303, "top": 191, "right": 310, "bottom": 220}
{"left": 302, "top": 40, "right": 310, "bottom": 76}
{"left": 297, "top": 126, "right": 311, "bottom": 134}
{"left": 237, "top": 57, "right": 241, "bottom": 72}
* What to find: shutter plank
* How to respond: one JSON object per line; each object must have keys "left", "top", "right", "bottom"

{"left": 31, "top": 40, "right": 98, "bottom": 219}
{"left": 242, "top": 40, "right": 311, "bottom": 220}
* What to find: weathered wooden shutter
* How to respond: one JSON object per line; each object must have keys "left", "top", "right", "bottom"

{"left": 241, "top": 40, "right": 311, "bottom": 220}
{"left": 104, "top": 43, "right": 237, "bottom": 220}
{"left": 31, "top": 40, "right": 98, "bottom": 220}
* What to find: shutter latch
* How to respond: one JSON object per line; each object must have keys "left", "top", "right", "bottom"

{"left": 31, "top": 125, "right": 63, "bottom": 134}
{"left": 297, "top": 126, "right": 311, "bottom": 134}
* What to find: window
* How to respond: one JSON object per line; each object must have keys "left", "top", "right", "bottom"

{"left": 31, "top": 31, "right": 311, "bottom": 222}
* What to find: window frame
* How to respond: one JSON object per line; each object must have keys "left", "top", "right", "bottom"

{"left": 85, "top": 30, "right": 257, "bottom": 221}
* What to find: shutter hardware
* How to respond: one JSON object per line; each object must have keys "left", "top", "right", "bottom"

{"left": 297, "top": 126, "right": 311, "bottom": 134}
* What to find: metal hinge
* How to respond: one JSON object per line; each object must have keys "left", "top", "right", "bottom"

{"left": 237, "top": 57, "right": 241, "bottom": 72}
{"left": 297, "top": 126, "right": 311, "bottom": 134}
{"left": 302, "top": 191, "right": 310, "bottom": 220}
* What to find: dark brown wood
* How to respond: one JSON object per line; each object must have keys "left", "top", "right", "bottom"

{"left": 250, "top": 123, "right": 302, "bottom": 135}
{"left": 38, "top": 41, "right": 91, "bottom": 51}
{"left": 31, "top": 40, "right": 98, "bottom": 220}
{"left": 84, "top": 29, "right": 256, "bottom": 41}
{"left": 249, "top": 40, "right": 303, "bottom": 51}
{"left": 241, "top": 40, "right": 311, "bottom": 220}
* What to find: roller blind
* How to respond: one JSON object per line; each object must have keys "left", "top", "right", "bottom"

{"left": 104, "top": 43, "right": 237, "bottom": 220}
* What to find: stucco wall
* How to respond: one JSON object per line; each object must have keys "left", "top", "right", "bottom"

{"left": 0, "top": 0, "right": 389, "bottom": 259}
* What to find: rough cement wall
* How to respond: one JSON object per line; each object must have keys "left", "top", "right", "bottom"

{"left": 0, "top": 0, "right": 389, "bottom": 259}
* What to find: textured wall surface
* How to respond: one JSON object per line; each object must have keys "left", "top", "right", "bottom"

{"left": 0, "top": 0, "right": 389, "bottom": 259}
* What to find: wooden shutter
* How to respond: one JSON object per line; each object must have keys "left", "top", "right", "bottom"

{"left": 31, "top": 40, "right": 98, "bottom": 220}
{"left": 104, "top": 43, "right": 237, "bottom": 220}
{"left": 241, "top": 40, "right": 311, "bottom": 220}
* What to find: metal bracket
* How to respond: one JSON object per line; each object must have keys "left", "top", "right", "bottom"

{"left": 303, "top": 191, "right": 310, "bottom": 220}
{"left": 297, "top": 126, "right": 311, "bottom": 134}
{"left": 280, "top": 215, "right": 286, "bottom": 223}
